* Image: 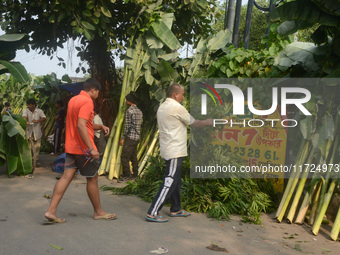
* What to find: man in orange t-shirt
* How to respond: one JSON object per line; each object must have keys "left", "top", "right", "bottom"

{"left": 44, "top": 78, "right": 116, "bottom": 223}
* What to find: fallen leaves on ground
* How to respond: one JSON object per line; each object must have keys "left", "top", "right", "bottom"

{"left": 206, "top": 244, "right": 229, "bottom": 253}
{"left": 49, "top": 244, "right": 63, "bottom": 250}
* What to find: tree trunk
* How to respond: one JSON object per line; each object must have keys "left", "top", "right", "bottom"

{"left": 86, "top": 36, "right": 121, "bottom": 128}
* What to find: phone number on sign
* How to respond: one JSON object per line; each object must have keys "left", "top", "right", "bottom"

{"left": 221, "top": 145, "right": 281, "bottom": 161}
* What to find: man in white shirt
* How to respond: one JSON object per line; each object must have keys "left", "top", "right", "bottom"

{"left": 22, "top": 98, "right": 46, "bottom": 175}
{"left": 146, "top": 84, "right": 212, "bottom": 223}
{"left": 93, "top": 105, "right": 107, "bottom": 155}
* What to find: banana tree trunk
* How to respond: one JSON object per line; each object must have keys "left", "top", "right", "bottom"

{"left": 330, "top": 206, "right": 340, "bottom": 241}
{"left": 277, "top": 141, "right": 310, "bottom": 222}
{"left": 312, "top": 180, "right": 336, "bottom": 235}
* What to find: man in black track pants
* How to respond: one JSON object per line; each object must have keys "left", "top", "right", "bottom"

{"left": 146, "top": 83, "right": 213, "bottom": 223}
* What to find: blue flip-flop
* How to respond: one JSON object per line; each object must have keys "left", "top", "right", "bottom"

{"left": 169, "top": 210, "right": 191, "bottom": 217}
{"left": 146, "top": 215, "right": 168, "bottom": 223}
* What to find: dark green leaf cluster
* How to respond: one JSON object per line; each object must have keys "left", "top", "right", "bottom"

{"left": 0, "top": 114, "right": 32, "bottom": 176}
{"left": 0, "top": 0, "right": 217, "bottom": 66}
{"left": 0, "top": 34, "right": 29, "bottom": 83}
{"left": 270, "top": 0, "right": 340, "bottom": 77}
{"left": 102, "top": 153, "right": 277, "bottom": 224}
{"left": 207, "top": 46, "right": 282, "bottom": 79}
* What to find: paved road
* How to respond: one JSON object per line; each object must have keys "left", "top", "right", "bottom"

{"left": 0, "top": 154, "right": 339, "bottom": 255}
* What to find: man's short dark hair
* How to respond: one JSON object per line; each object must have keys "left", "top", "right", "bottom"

{"left": 5, "top": 102, "right": 10, "bottom": 107}
{"left": 166, "top": 83, "right": 183, "bottom": 98}
{"left": 83, "top": 78, "right": 101, "bottom": 91}
{"left": 27, "top": 98, "right": 37, "bottom": 105}
{"left": 126, "top": 91, "right": 138, "bottom": 104}
{"left": 55, "top": 100, "right": 63, "bottom": 107}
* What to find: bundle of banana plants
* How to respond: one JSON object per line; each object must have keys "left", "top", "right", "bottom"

{"left": 98, "top": 13, "right": 233, "bottom": 180}
{"left": 0, "top": 74, "right": 35, "bottom": 115}
{"left": 275, "top": 85, "right": 340, "bottom": 241}
{"left": 0, "top": 112, "right": 32, "bottom": 176}
{"left": 98, "top": 5, "right": 183, "bottom": 179}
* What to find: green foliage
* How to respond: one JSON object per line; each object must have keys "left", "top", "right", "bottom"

{"left": 102, "top": 156, "right": 165, "bottom": 202}
{"left": 0, "top": 74, "right": 35, "bottom": 115}
{"left": 0, "top": 0, "right": 217, "bottom": 72}
{"left": 207, "top": 45, "right": 279, "bottom": 78}
{"left": 0, "top": 33, "right": 30, "bottom": 83}
{"left": 205, "top": 23, "right": 296, "bottom": 79}
{"left": 102, "top": 154, "right": 277, "bottom": 224}
{"left": 270, "top": 0, "right": 340, "bottom": 77}
{"left": 0, "top": 72, "right": 71, "bottom": 142}
{"left": 296, "top": 24, "right": 319, "bottom": 43}
{"left": 0, "top": 113, "right": 32, "bottom": 176}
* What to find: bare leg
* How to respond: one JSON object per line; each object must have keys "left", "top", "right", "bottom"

{"left": 44, "top": 168, "right": 77, "bottom": 221}
{"left": 86, "top": 174, "right": 116, "bottom": 219}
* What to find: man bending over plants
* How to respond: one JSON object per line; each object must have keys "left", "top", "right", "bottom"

{"left": 146, "top": 84, "right": 213, "bottom": 223}
{"left": 44, "top": 78, "right": 116, "bottom": 224}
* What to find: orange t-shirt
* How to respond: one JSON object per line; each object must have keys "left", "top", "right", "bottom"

{"left": 65, "top": 90, "right": 97, "bottom": 154}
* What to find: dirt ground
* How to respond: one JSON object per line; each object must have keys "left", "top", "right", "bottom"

{"left": 0, "top": 153, "right": 339, "bottom": 255}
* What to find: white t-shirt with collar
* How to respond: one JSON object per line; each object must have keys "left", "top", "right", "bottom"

{"left": 157, "top": 98, "right": 195, "bottom": 159}
{"left": 22, "top": 107, "right": 46, "bottom": 140}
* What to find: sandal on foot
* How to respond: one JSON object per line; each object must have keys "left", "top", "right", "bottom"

{"left": 146, "top": 215, "right": 168, "bottom": 223}
{"left": 169, "top": 210, "right": 191, "bottom": 217}
{"left": 94, "top": 213, "right": 117, "bottom": 220}
{"left": 41, "top": 218, "right": 65, "bottom": 225}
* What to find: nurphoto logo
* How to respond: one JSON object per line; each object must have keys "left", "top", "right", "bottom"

{"left": 198, "top": 80, "right": 312, "bottom": 128}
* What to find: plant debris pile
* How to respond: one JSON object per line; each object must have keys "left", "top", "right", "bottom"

{"left": 102, "top": 153, "right": 277, "bottom": 224}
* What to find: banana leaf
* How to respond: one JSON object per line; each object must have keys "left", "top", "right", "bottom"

{"left": 270, "top": 0, "right": 340, "bottom": 26}
{"left": 151, "top": 19, "right": 181, "bottom": 51}
{"left": 0, "top": 114, "right": 32, "bottom": 176}
{"left": 156, "top": 60, "right": 180, "bottom": 83}
{"left": 273, "top": 42, "right": 328, "bottom": 72}
{"left": 0, "top": 61, "right": 29, "bottom": 83}
{"left": 0, "top": 33, "right": 30, "bottom": 83}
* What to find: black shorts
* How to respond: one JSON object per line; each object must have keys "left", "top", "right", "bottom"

{"left": 64, "top": 153, "right": 99, "bottom": 177}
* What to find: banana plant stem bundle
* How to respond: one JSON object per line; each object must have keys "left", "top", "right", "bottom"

{"left": 277, "top": 141, "right": 311, "bottom": 222}
{"left": 275, "top": 140, "right": 307, "bottom": 219}
{"left": 312, "top": 180, "right": 336, "bottom": 235}
{"left": 286, "top": 148, "right": 314, "bottom": 223}
{"left": 330, "top": 206, "right": 340, "bottom": 241}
